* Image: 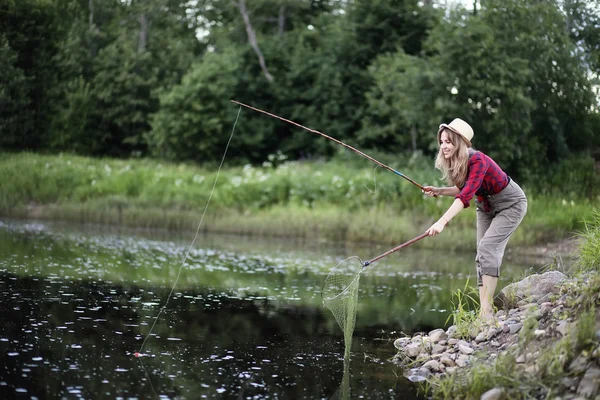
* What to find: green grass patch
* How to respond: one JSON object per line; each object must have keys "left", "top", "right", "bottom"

{"left": 0, "top": 152, "right": 598, "bottom": 249}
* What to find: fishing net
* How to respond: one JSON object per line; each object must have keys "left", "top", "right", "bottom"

{"left": 321, "top": 256, "right": 366, "bottom": 361}
{"left": 321, "top": 232, "right": 428, "bottom": 361}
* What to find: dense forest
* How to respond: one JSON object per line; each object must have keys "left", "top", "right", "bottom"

{"left": 1, "top": 0, "right": 599, "bottom": 182}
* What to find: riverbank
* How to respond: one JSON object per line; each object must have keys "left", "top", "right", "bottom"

{"left": 1, "top": 152, "right": 597, "bottom": 250}
{"left": 393, "top": 213, "right": 600, "bottom": 399}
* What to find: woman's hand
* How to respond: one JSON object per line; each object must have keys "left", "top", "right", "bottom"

{"left": 422, "top": 186, "right": 440, "bottom": 197}
{"left": 426, "top": 218, "right": 448, "bottom": 236}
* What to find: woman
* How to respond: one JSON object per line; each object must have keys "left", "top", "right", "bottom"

{"left": 423, "top": 118, "right": 527, "bottom": 321}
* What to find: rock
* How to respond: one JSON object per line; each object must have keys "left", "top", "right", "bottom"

{"left": 509, "top": 323, "right": 523, "bottom": 334}
{"left": 485, "top": 328, "right": 500, "bottom": 340}
{"left": 440, "top": 356, "right": 456, "bottom": 367}
{"left": 569, "top": 355, "right": 590, "bottom": 375}
{"left": 455, "top": 356, "right": 469, "bottom": 367}
{"left": 446, "top": 325, "right": 458, "bottom": 338}
{"left": 458, "top": 344, "right": 474, "bottom": 355}
{"left": 406, "top": 367, "right": 430, "bottom": 383}
{"left": 429, "top": 328, "right": 447, "bottom": 343}
{"left": 556, "top": 320, "right": 571, "bottom": 337}
{"left": 405, "top": 343, "right": 423, "bottom": 358}
{"left": 475, "top": 332, "right": 486, "bottom": 343}
{"left": 539, "top": 302, "right": 553, "bottom": 316}
{"left": 394, "top": 337, "right": 411, "bottom": 350}
{"left": 536, "top": 292, "right": 553, "bottom": 304}
{"left": 422, "top": 360, "right": 441, "bottom": 371}
{"left": 495, "top": 271, "right": 566, "bottom": 309}
{"left": 480, "top": 387, "right": 504, "bottom": 400}
{"left": 577, "top": 367, "right": 600, "bottom": 397}
{"left": 448, "top": 338, "right": 459, "bottom": 346}
{"left": 561, "top": 377, "right": 580, "bottom": 390}
{"left": 431, "top": 344, "right": 446, "bottom": 355}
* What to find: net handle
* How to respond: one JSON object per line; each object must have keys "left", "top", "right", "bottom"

{"left": 363, "top": 232, "right": 428, "bottom": 267}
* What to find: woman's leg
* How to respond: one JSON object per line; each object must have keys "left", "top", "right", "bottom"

{"left": 477, "top": 199, "right": 527, "bottom": 317}
{"left": 476, "top": 207, "right": 494, "bottom": 317}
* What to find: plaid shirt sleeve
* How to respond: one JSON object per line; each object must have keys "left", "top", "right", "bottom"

{"left": 455, "top": 152, "right": 488, "bottom": 208}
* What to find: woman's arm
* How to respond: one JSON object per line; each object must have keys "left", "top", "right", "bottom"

{"left": 425, "top": 198, "right": 465, "bottom": 236}
{"left": 423, "top": 186, "right": 460, "bottom": 197}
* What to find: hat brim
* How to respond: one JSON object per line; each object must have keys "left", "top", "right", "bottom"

{"left": 438, "top": 124, "right": 472, "bottom": 148}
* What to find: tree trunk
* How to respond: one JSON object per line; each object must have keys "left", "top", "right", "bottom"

{"left": 411, "top": 124, "right": 417, "bottom": 153}
{"left": 89, "top": 0, "right": 94, "bottom": 26}
{"left": 278, "top": 6, "right": 285, "bottom": 36}
{"left": 138, "top": 13, "right": 148, "bottom": 53}
{"left": 237, "top": 0, "right": 274, "bottom": 82}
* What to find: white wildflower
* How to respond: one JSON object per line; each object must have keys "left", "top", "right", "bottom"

{"left": 193, "top": 175, "right": 205, "bottom": 184}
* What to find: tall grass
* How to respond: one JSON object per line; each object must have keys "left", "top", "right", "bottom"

{"left": 0, "top": 152, "right": 597, "bottom": 248}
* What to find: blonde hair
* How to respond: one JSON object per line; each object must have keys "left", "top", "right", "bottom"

{"left": 435, "top": 128, "right": 470, "bottom": 188}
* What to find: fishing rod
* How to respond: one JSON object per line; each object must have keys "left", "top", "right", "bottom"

{"left": 230, "top": 100, "right": 427, "bottom": 192}
{"left": 362, "top": 232, "right": 428, "bottom": 266}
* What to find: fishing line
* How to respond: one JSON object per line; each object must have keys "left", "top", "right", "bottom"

{"left": 230, "top": 100, "right": 428, "bottom": 192}
{"left": 364, "top": 165, "right": 380, "bottom": 194}
{"left": 136, "top": 106, "right": 241, "bottom": 359}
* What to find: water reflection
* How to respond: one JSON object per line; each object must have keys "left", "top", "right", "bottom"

{"left": 0, "top": 219, "right": 542, "bottom": 399}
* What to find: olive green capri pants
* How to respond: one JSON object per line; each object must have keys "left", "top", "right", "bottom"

{"left": 475, "top": 179, "right": 527, "bottom": 286}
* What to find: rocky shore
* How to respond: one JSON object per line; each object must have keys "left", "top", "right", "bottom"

{"left": 393, "top": 271, "right": 600, "bottom": 399}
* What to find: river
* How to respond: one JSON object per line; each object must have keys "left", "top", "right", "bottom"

{"left": 0, "top": 219, "right": 547, "bottom": 399}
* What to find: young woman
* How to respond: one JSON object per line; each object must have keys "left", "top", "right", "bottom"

{"left": 423, "top": 118, "right": 527, "bottom": 321}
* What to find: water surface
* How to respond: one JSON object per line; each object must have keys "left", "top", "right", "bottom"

{"left": 0, "top": 219, "right": 543, "bottom": 399}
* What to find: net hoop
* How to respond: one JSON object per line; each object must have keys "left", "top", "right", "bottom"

{"left": 321, "top": 256, "right": 366, "bottom": 303}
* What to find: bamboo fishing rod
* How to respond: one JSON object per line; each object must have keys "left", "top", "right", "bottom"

{"left": 231, "top": 100, "right": 427, "bottom": 192}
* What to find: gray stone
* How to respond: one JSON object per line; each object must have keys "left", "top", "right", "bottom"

{"left": 405, "top": 343, "right": 422, "bottom": 358}
{"left": 577, "top": 367, "right": 600, "bottom": 397}
{"left": 556, "top": 320, "right": 571, "bottom": 337}
{"left": 455, "top": 357, "right": 469, "bottom": 367}
{"left": 422, "top": 360, "right": 440, "bottom": 371}
{"left": 394, "top": 337, "right": 411, "bottom": 350}
{"left": 569, "top": 355, "right": 590, "bottom": 375}
{"left": 458, "top": 344, "right": 474, "bottom": 355}
{"left": 431, "top": 344, "right": 446, "bottom": 355}
{"left": 429, "top": 328, "right": 447, "bottom": 343}
{"left": 536, "top": 292, "right": 553, "bottom": 304}
{"left": 480, "top": 387, "right": 504, "bottom": 400}
{"left": 495, "top": 271, "right": 566, "bottom": 309}
{"left": 509, "top": 323, "right": 523, "bottom": 334}
{"left": 440, "top": 356, "right": 456, "bottom": 367}
{"left": 475, "top": 332, "right": 486, "bottom": 343}
{"left": 446, "top": 325, "right": 458, "bottom": 338}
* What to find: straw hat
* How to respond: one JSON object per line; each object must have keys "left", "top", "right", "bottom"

{"left": 437, "top": 118, "right": 473, "bottom": 147}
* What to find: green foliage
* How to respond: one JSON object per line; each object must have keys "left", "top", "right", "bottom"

{"left": 0, "top": 36, "right": 30, "bottom": 145}
{"left": 445, "top": 279, "right": 479, "bottom": 339}
{"left": 576, "top": 210, "right": 600, "bottom": 273}
{"left": 1, "top": 0, "right": 599, "bottom": 186}
{"left": 1, "top": 152, "right": 598, "bottom": 249}
{"left": 147, "top": 47, "right": 242, "bottom": 162}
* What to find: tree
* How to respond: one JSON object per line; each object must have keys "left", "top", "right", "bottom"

{"left": 147, "top": 48, "right": 242, "bottom": 162}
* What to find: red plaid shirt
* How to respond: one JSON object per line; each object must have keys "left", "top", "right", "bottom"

{"left": 456, "top": 151, "right": 509, "bottom": 211}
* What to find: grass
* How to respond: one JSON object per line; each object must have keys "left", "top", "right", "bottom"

{"left": 0, "top": 152, "right": 598, "bottom": 250}
{"left": 444, "top": 279, "right": 480, "bottom": 339}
